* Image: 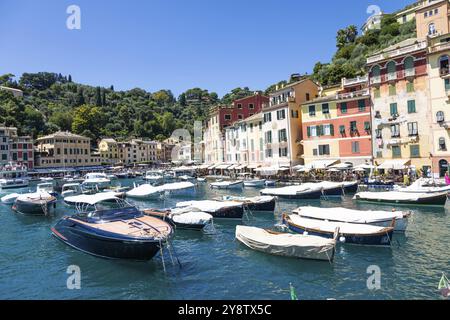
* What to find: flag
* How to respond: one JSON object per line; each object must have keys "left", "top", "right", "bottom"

{"left": 290, "top": 283, "right": 298, "bottom": 301}
{"left": 438, "top": 273, "right": 450, "bottom": 298}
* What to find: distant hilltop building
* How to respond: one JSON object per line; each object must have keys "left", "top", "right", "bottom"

{"left": 362, "top": 10, "right": 384, "bottom": 34}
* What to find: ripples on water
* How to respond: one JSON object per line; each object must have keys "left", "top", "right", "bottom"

{"left": 0, "top": 179, "right": 448, "bottom": 300}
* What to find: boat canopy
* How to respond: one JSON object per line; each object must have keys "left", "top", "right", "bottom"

{"left": 65, "top": 193, "right": 119, "bottom": 206}
{"left": 377, "top": 160, "right": 411, "bottom": 170}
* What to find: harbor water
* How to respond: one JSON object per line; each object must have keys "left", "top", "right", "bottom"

{"left": 0, "top": 179, "right": 449, "bottom": 300}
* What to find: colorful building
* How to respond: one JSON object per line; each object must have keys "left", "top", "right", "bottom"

{"left": 302, "top": 77, "right": 372, "bottom": 168}
{"left": 262, "top": 79, "right": 319, "bottom": 168}
{"left": 367, "top": 38, "right": 432, "bottom": 172}
{"left": 0, "top": 126, "right": 34, "bottom": 169}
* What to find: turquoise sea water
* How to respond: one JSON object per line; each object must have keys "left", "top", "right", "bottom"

{"left": 0, "top": 179, "right": 449, "bottom": 300}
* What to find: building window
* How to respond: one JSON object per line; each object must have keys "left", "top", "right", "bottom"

{"left": 307, "top": 126, "right": 318, "bottom": 137}
{"left": 391, "top": 124, "right": 400, "bottom": 138}
{"left": 249, "top": 103, "right": 254, "bottom": 109}
{"left": 440, "top": 55, "right": 449, "bottom": 76}
{"left": 237, "top": 103, "right": 242, "bottom": 109}
{"left": 407, "top": 100, "right": 416, "bottom": 113}
{"left": 339, "top": 125, "right": 345, "bottom": 135}
{"left": 350, "top": 121, "right": 357, "bottom": 133}
{"left": 265, "top": 131, "right": 272, "bottom": 144}
{"left": 358, "top": 100, "right": 366, "bottom": 112}
{"left": 389, "top": 84, "right": 396, "bottom": 96}
{"left": 277, "top": 109, "right": 286, "bottom": 120}
{"left": 408, "top": 122, "right": 418, "bottom": 136}
{"left": 407, "top": 80, "right": 415, "bottom": 93}
{"left": 374, "top": 88, "right": 381, "bottom": 98}
{"left": 410, "top": 145, "right": 420, "bottom": 158}
{"left": 340, "top": 102, "right": 348, "bottom": 114}
{"left": 238, "top": 114, "right": 243, "bottom": 120}
{"left": 322, "top": 103, "right": 330, "bottom": 114}
{"left": 263, "top": 113, "right": 272, "bottom": 123}
{"left": 265, "top": 149, "right": 273, "bottom": 158}
{"left": 291, "top": 110, "right": 299, "bottom": 118}
{"left": 306, "top": 93, "right": 310, "bottom": 101}
{"left": 390, "top": 103, "right": 398, "bottom": 117}
{"left": 279, "top": 147, "right": 288, "bottom": 157}
{"left": 313, "top": 149, "right": 318, "bottom": 156}
{"left": 318, "top": 145, "right": 330, "bottom": 156}
{"left": 445, "top": 79, "right": 450, "bottom": 91}
{"left": 392, "top": 145, "right": 402, "bottom": 158}
{"left": 225, "top": 114, "right": 232, "bottom": 120}
{"left": 387, "top": 61, "right": 397, "bottom": 80}
{"left": 309, "top": 105, "right": 316, "bottom": 116}
{"left": 278, "top": 129, "right": 287, "bottom": 142}
{"left": 375, "top": 129, "right": 382, "bottom": 139}
{"left": 364, "top": 121, "right": 371, "bottom": 131}
{"left": 437, "top": 111, "right": 445, "bottom": 123}
{"left": 429, "top": 23, "right": 437, "bottom": 36}
{"left": 439, "top": 137, "right": 447, "bottom": 151}
{"left": 323, "top": 124, "right": 334, "bottom": 136}
{"left": 352, "top": 141, "right": 360, "bottom": 154}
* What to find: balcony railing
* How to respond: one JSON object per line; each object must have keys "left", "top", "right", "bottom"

{"left": 387, "top": 73, "right": 397, "bottom": 81}
{"left": 371, "top": 76, "right": 381, "bottom": 84}
{"left": 367, "top": 41, "right": 427, "bottom": 64}
{"left": 429, "top": 41, "right": 450, "bottom": 54}
{"left": 342, "top": 75, "right": 368, "bottom": 87}
{"left": 405, "top": 69, "right": 415, "bottom": 77}
{"left": 336, "top": 88, "right": 370, "bottom": 100}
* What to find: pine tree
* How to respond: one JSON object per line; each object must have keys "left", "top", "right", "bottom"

{"left": 95, "top": 87, "right": 102, "bottom": 106}
{"left": 110, "top": 85, "right": 114, "bottom": 91}
{"left": 76, "top": 87, "right": 85, "bottom": 106}
{"left": 102, "top": 89, "right": 106, "bottom": 106}
{"left": 68, "top": 74, "right": 72, "bottom": 82}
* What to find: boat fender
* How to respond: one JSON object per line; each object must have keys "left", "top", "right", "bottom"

{"left": 303, "top": 231, "right": 308, "bottom": 236}
{"left": 339, "top": 237, "right": 346, "bottom": 243}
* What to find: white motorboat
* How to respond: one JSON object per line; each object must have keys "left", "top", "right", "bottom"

{"left": 395, "top": 178, "right": 450, "bottom": 194}
{"left": 176, "top": 200, "right": 244, "bottom": 219}
{"left": 235, "top": 226, "right": 338, "bottom": 261}
{"left": 36, "top": 182, "right": 57, "bottom": 197}
{"left": 126, "top": 184, "right": 164, "bottom": 200}
{"left": 197, "top": 178, "right": 207, "bottom": 183}
{"left": 293, "top": 206, "right": 411, "bottom": 232}
{"left": 217, "top": 195, "right": 276, "bottom": 212}
{"left": 1, "top": 193, "right": 20, "bottom": 204}
{"left": 0, "top": 163, "right": 29, "bottom": 189}
{"left": 82, "top": 173, "right": 111, "bottom": 191}
{"left": 64, "top": 192, "right": 122, "bottom": 207}
{"left": 0, "top": 178, "right": 29, "bottom": 189}
{"left": 210, "top": 180, "right": 244, "bottom": 190}
{"left": 243, "top": 179, "right": 267, "bottom": 188}
{"left": 144, "top": 170, "right": 164, "bottom": 184}
{"left": 354, "top": 191, "right": 448, "bottom": 206}
{"left": 13, "top": 191, "right": 57, "bottom": 216}
{"left": 61, "top": 183, "right": 83, "bottom": 198}
{"left": 156, "top": 182, "right": 196, "bottom": 197}
{"left": 261, "top": 185, "right": 323, "bottom": 199}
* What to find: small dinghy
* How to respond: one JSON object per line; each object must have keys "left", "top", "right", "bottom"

{"left": 143, "top": 208, "right": 213, "bottom": 231}
{"left": 210, "top": 180, "right": 244, "bottom": 190}
{"left": 217, "top": 195, "right": 276, "bottom": 212}
{"left": 13, "top": 191, "right": 57, "bottom": 216}
{"left": 283, "top": 214, "right": 395, "bottom": 246}
{"left": 236, "top": 226, "right": 338, "bottom": 261}
{"left": 156, "top": 182, "right": 196, "bottom": 197}
{"left": 52, "top": 197, "right": 173, "bottom": 260}
{"left": 176, "top": 200, "right": 244, "bottom": 219}
{"left": 261, "top": 185, "right": 323, "bottom": 199}
{"left": 293, "top": 206, "right": 411, "bottom": 232}
{"left": 126, "top": 184, "right": 164, "bottom": 200}
{"left": 354, "top": 191, "right": 448, "bottom": 206}
{"left": 1, "top": 193, "right": 20, "bottom": 204}
{"left": 243, "top": 179, "right": 266, "bottom": 188}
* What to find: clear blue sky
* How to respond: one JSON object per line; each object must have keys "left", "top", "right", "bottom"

{"left": 0, "top": 0, "right": 413, "bottom": 97}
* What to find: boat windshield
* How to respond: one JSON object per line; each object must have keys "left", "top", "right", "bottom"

{"left": 75, "top": 198, "right": 141, "bottom": 221}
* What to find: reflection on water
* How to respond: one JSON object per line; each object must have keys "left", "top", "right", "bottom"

{"left": 0, "top": 179, "right": 448, "bottom": 300}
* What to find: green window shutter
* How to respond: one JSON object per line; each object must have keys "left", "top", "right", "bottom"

{"left": 358, "top": 100, "right": 366, "bottom": 111}
{"left": 339, "top": 125, "right": 345, "bottom": 134}
{"left": 407, "top": 81, "right": 414, "bottom": 93}
{"left": 319, "top": 125, "right": 324, "bottom": 136}
{"left": 307, "top": 126, "right": 311, "bottom": 137}
{"left": 390, "top": 103, "right": 398, "bottom": 116}
{"left": 330, "top": 124, "right": 334, "bottom": 136}
{"left": 389, "top": 84, "right": 396, "bottom": 96}
{"left": 407, "top": 100, "right": 416, "bottom": 113}
{"left": 364, "top": 121, "right": 371, "bottom": 131}
{"left": 341, "top": 102, "right": 347, "bottom": 113}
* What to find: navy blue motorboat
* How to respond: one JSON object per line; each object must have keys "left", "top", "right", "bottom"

{"left": 52, "top": 195, "right": 173, "bottom": 260}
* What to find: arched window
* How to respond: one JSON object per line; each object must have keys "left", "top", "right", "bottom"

{"left": 439, "top": 55, "right": 449, "bottom": 76}
{"left": 439, "top": 138, "right": 447, "bottom": 151}
{"left": 437, "top": 111, "right": 445, "bottom": 123}
{"left": 371, "top": 65, "right": 381, "bottom": 84}
{"left": 387, "top": 61, "right": 397, "bottom": 80}
{"left": 404, "top": 57, "right": 414, "bottom": 76}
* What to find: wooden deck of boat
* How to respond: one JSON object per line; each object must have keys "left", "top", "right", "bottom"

{"left": 70, "top": 215, "right": 172, "bottom": 238}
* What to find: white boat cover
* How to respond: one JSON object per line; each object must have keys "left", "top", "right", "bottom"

{"left": 287, "top": 215, "right": 391, "bottom": 235}
{"left": 235, "top": 226, "right": 336, "bottom": 260}
{"left": 171, "top": 211, "right": 213, "bottom": 225}
{"left": 176, "top": 200, "right": 243, "bottom": 212}
{"left": 303, "top": 182, "right": 343, "bottom": 190}
{"left": 16, "top": 191, "right": 55, "bottom": 202}
{"left": 355, "top": 191, "right": 447, "bottom": 201}
{"left": 1, "top": 193, "right": 20, "bottom": 203}
{"left": 397, "top": 178, "right": 450, "bottom": 193}
{"left": 210, "top": 181, "right": 243, "bottom": 188}
{"left": 261, "top": 185, "right": 322, "bottom": 196}
{"left": 126, "top": 184, "right": 162, "bottom": 197}
{"left": 293, "top": 207, "right": 405, "bottom": 224}
{"left": 221, "top": 195, "right": 275, "bottom": 204}
{"left": 64, "top": 193, "right": 119, "bottom": 205}
{"left": 156, "top": 182, "right": 195, "bottom": 192}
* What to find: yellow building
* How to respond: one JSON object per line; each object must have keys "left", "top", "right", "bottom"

{"left": 99, "top": 138, "right": 119, "bottom": 165}
{"left": 35, "top": 131, "right": 98, "bottom": 168}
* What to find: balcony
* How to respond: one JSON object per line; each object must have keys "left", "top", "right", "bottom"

{"left": 440, "top": 67, "right": 450, "bottom": 78}
{"left": 342, "top": 75, "right": 368, "bottom": 87}
{"left": 288, "top": 96, "right": 296, "bottom": 103}
{"left": 371, "top": 76, "right": 381, "bottom": 85}
{"left": 387, "top": 73, "right": 397, "bottom": 82}
{"left": 336, "top": 88, "right": 370, "bottom": 100}
{"left": 405, "top": 69, "right": 415, "bottom": 78}
{"left": 429, "top": 41, "right": 450, "bottom": 54}
{"left": 367, "top": 41, "right": 427, "bottom": 64}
